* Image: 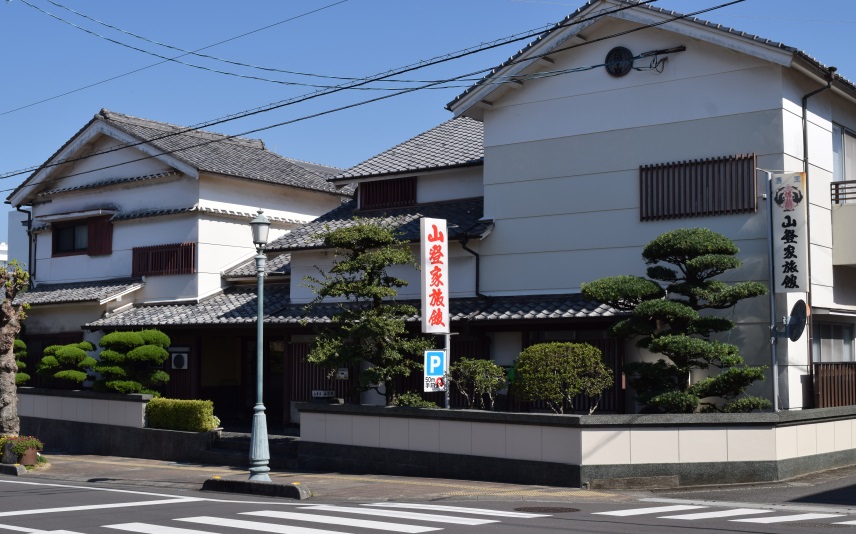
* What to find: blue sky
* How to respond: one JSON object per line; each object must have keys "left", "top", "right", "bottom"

{"left": 1, "top": 0, "right": 853, "bottom": 246}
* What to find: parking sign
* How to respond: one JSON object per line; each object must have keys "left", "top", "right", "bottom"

{"left": 424, "top": 349, "right": 447, "bottom": 392}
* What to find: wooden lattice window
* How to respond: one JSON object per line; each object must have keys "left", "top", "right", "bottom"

{"left": 360, "top": 177, "right": 417, "bottom": 210}
{"left": 132, "top": 242, "right": 196, "bottom": 277}
{"left": 640, "top": 153, "right": 757, "bottom": 221}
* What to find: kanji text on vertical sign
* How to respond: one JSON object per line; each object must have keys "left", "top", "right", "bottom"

{"left": 424, "top": 349, "right": 448, "bottom": 392}
{"left": 420, "top": 217, "right": 449, "bottom": 334}
{"left": 772, "top": 172, "right": 808, "bottom": 293}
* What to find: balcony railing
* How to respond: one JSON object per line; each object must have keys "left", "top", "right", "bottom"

{"left": 831, "top": 180, "right": 856, "bottom": 205}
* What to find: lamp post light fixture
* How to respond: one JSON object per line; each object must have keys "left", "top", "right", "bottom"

{"left": 248, "top": 209, "right": 271, "bottom": 482}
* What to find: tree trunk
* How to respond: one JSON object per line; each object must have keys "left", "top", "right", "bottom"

{"left": 0, "top": 264, "right": 27, "bottom": 437}
{"left": 0, "top": 298, "right": 22, "bottom": 437}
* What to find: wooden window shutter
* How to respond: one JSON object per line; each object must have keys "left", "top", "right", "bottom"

{"left": 87, "top": 216, "right": 113, "bottom": 256}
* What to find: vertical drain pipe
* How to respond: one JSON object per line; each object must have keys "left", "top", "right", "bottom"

{"left": 801, "top": 66, "right": 836, "bottom": 403}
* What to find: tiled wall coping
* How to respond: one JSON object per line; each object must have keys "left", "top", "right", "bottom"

{"left": 297, "top": 402, "right": 856, "bottom": 428}
{"left": 18, "top": 387, "right": 152, "bottom": 403}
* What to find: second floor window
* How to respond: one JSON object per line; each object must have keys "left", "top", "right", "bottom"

{"left": 52, "top": 217, "right": 112, "bottom": 256}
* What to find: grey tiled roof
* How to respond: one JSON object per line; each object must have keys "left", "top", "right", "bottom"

{"left": 86, "top": 285, "right": 292, "bottom": 328}
{"left": 110, "top": 205, "right": 305, "bottom": 224}
{"left": 18, "top": 278, "right": 143, "bottom": 306}
{"left": 224, "top": 253, "right": 291, "bottom": 278}
{"left": 266, "top": 198, "right": 489, "bottom": 252}
{"left": 447, "top": 0, "right": 855, "bottom": 110}
{"left": 38, "top": 171, "right": 179, "bottom": 197}
{"left": 9, "top": 110, "right": 353, "bottom": 203}
{"left": 332, "top": 117, "right": 483, "bottom": 181}
{"left": 96, "top": 110, "right": 347, "bottom": 195}
{"left": 85, "top": 291, "right": 615, "bottom": 328}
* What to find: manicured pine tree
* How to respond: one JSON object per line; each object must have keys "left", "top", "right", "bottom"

{"left": 94, "top": 329, "right": 171, "bottom": 396}
{"left": 581, "top": 228, "right": 771, "bottom": 413}
{"left": 37, "top": 341, "right": 97, "bottom": 388}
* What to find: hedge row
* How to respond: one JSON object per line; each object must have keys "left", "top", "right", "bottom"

{"left": 145, "top": 398, "right": 220, "bottom": 432}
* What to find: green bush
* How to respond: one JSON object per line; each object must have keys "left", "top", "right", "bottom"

{"left": 0, "top": 435, "right": 43, "bottom": 456}
{"left": 394, "top": 392, "right": 439, "bottom": 409}
{"left": 14, "top": 339, "right": 29, "bottom": 386}
{"left": 145, "top": 398, "right": 220, "bottom": 432}
{"left": 37, "top": 341, "right": 97, "bottom": 388}
{"left": 449, "top": 358, "right": 506, "bottom": 410}
{"left": 513, "top": 342, "right": 613, "bottom": 414}
{"left": 95, "top": 329, "right": 171, "bottom": 396}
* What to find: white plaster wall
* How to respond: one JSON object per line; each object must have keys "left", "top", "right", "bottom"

{"left": 22, "top": 303, "right": 104, "bottom": 334}
{"left": 18, "top": 391, "right": 146, "bottom": 428}
{"left": 198, "top": 173, "right": 345, "bottom": 223}
{"left": 416, "top": 168, "right": 483, "bottom": 204}
{"left": 7, "top": 210, "right": 29, "bottom": 268}
{"left": 488, "top": 332, "right": 523, "bottom": 367}
{"left": 34, "top": 215, "right": 198, "bottom": 289}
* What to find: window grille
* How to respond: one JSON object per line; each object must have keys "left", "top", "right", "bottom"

{"left": 132, "top": 242, "right": 196, "bottom": 277}
{"left": 360, "top": 177, "right": 417, "bottom": 210}
{"left": 640, "top": 153, "right": 756, "bottom": 221}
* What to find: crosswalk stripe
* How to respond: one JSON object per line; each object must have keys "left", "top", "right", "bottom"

{"left": 299, "top": 505, "right": 498, "bottom": 525}
{"left": 593, "top": 505, "right": 707, "bottom": 516}
{"left": 105, "top": 523, "right": 218, "bottom": 534}
{"left": 834, "top": 519, "right": 856, "bottom": 525}
{"left": 0, "top": 498, "right": 202, "bottom": 518}
{"left": 242, "top": 511, "right": 441, "bottom": 533}
{"left": 662, "top": 508, "right": 770, "bottom": 520}
{"left": 177, "top": 516, "right": 363, "bottom": 533}
{"left": 362, "top": 503, "right": 551, "bottom": 518}
{"left": 732, "top": 513, "right": 845, "bottom": 523}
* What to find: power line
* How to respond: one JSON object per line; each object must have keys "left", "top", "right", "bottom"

{"left": 0, "top": 0, "right": 351, "bottom": 116}
{"left": 37, "top": 0, "right": 532, "bottom": 86}
{"left": 5, "top": 0, "right": 737, "bottom": 194}
{"left": 1, "top": 0, "right": 658, "bottom": 182}
{"left": 4, "top": 0, "right": 743, "bottom": 199}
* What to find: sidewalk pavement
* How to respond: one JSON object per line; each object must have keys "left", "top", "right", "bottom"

{"left": 19, "top": 453, "right": 634, "bottom": 503}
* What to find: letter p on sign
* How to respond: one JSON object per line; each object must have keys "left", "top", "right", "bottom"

{"left": 424, "top": 350, "right": 447, "bottom": 392}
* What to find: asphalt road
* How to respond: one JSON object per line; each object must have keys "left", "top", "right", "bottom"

{"left": 7, "top": 476, "right": 856, "bottom": 533}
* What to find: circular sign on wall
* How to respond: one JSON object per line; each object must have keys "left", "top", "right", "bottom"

{"left": 788, "top": 299, "right": 809, "bottom": 342}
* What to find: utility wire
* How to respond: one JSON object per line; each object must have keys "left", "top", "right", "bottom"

{"left": 0, "top": 0, "right": 658, "bottom": 182}
{"left": 4, "top": 0, "right": 737, "bottom": 189}
{"left": 37, "top": 0, "right": 533, "bottom": 85}
{"left": 0, "top": 0, "right": 351, "bottom": 116}
{"left": 3, "top": 0, "right": 742, "bottom": 198}
{"left": 18, "top": 0, "right": 398, "bottom": 92}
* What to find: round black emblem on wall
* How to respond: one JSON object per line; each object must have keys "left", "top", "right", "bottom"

{"left": 605, "top": 46, "right": 634, "bottom": 77}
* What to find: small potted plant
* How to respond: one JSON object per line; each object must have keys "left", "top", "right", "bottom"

{"left": 0, "top": 436, "right": 44, "bottom": 466}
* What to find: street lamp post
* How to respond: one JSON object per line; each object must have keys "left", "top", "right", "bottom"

{"left": 248, "top": 209, "right": 271, "bottom": 482}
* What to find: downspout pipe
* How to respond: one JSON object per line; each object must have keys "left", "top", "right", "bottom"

{"left": 458, "top": 233, "right": 487, "bottom": 299}
{"left": 801, "top": 66, "right": 836, "bottom": 375}
{"left": 15, "top": 205, "right": 33, "bottom": 282}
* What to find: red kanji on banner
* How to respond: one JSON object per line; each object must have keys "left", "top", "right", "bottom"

{"left": 429, "top": 288, "right": 445, "bottom": 307}
{"left": 429, "top": 308, "right": 446, "bottom": 327}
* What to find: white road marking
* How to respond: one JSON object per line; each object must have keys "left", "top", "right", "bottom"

{"left": 594, "top": 504, "right": 707, "bottom": 516}
{"left": 243, "top": 510, "right": 441, "bottom": 533}
{"left": 363, "top": 502, "right": 551, "bottom": 518}
{"left": 834, "top": 519, "right": 856, "bottom": 525}
{"left": 732, "top": 513, "right": 845, "bottom": 523}
{"left": 662, "top": 508, "right": 770, "bottom": 520}
{"left": 0, "top": 479, "right": 186, "bottom": 499}
{"left": 177, "top": 516, "right": 355, "bottom": 533}
{"left": 0, "top": 498, "right": 203, "bottom": 518}
{"left": 299, "top": 505, "right": 498, "bottom": 525}
{"left": 105, "top": 524, "right": 218, "bottom": 534}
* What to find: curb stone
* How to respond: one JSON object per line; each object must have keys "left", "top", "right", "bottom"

{"left": 201, "top": 477, "right": 311, "bottom": 499}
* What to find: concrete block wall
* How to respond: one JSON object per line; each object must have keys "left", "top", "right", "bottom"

{"left": 18, "top": 388, "right": 149, "bottom": 428}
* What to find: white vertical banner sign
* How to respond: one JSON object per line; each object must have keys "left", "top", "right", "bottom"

{"left": 420, "top": 217, "right": 449, "bottom": 334}
{"left": 771, "top": 172, "right": 808, "bottom": 293}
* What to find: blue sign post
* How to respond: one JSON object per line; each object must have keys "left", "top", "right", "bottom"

{"left": 424, "top": 349, "right": 447, "bottom": 392}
